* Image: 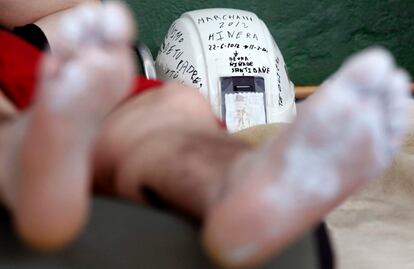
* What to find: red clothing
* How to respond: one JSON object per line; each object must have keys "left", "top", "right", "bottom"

{"left": 0, "top": 30, "right": 42, "bottom": 109}
{"left": 0, "top": 30, "right": 163, "bottom": 110}
{"left": 0, "top": 29, "right": 226, "bottom": 128}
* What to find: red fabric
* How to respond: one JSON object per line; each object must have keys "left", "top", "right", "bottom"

{"left": 133, "top": 76, "right": 163, "bottom": 95}
{"left": 0, "top": 29, "right": 163, "bottom": 110}
{"left": 0, "top": 31, "right": 41, "bottom": 109}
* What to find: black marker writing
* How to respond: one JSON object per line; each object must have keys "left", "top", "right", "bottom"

{"left": 209, "top": 43, "right": 240, "bottom": 51}
{"left": 168, "top": 23, "right": 184, "bottom": 43}
{"left": 176, "top": 60, "right": 203, "bottom": 87}
{"left": 219, "top": 21, "right": 249, "bottom": 29}
{"left": 228, "top": 51, "right": 270, "bottom": 75}
{"left": 208, "top": 31, "right": 259, "bottom": 41}
{"left": 197, "top": 14, "right": 254, "bottom": 24}
{"left": 159, "top": 43, "right": 184, "bottom": 60}
{"left": 275, "top": 57, "right": 283, "bottom": 107}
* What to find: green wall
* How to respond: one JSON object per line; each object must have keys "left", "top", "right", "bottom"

{"left": 126, "top": 0, "right": 414, "bottom": 85}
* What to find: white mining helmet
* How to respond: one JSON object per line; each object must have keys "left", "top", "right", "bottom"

{"left": 155, "top": 8, "right": 296, "bottom": 132}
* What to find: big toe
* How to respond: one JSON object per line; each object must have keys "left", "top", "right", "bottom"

{"left": 337, "top": 47, "right": 394, "bottom": 91}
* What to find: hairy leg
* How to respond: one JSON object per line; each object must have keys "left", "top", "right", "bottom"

{"left": 0, "top": 1, "right": 135, "bottom": 250}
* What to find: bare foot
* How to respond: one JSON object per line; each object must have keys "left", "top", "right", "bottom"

{"left": 203, "top": 48, "right": 411, "bottom": 268}
{"left": 0, "top": 1, "right": 135, "bottom": 250}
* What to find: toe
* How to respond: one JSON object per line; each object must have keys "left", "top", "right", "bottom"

{"left": 338, "top": 47, "right": 395, "bottom": 94}
{"left": 385, "top": 69, "right": 411, "bottom": 148}
{"left": 100, "top": 1, "right": 135, "bottom": 44}
{"left": 72, "top": 3, "right": 103, "bottom": 41}
{"left": 54, "top": 9, "right": 91, "bottom": 59}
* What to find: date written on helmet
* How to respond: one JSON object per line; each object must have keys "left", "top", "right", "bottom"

{"left": 208, "top": 43, "right": 268, "bottom": 52}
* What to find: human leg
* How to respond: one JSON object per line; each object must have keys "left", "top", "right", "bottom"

{"left": 203, "top": 48, "right": 411, "bottom": 267}
{"left": 0, "top": 1, "right": 135, "bottom": 249}
{"left": 93, "top": 82, "right": 251, "bottom": 217}
{"left": 94, "top": 48, "right": 410, "bottom": 268}
{"left": 0, "top": 1, "right": 408, "bottom": 267}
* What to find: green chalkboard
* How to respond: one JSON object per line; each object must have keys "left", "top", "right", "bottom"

{"left": 125, "top": 0, "right": 414, "bottom": 85}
